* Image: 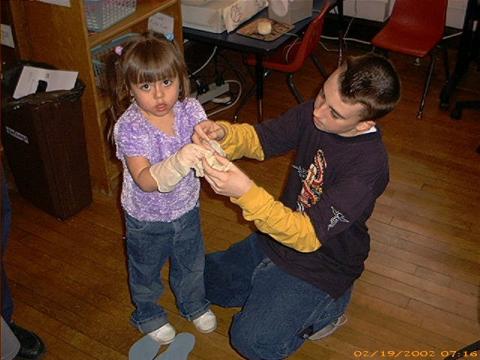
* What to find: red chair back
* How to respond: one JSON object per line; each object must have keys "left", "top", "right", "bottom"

{"left": 265, "top": 0, "right": 331, "bottom": 72}
{"left": 388, "top": 0, "right": 447, "bottom": 41}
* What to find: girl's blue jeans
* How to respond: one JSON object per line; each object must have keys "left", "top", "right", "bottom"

{"left": 125, "top": 205, "right": 210, "bottom": 333}
{"left": 205, "top": 232, "right": 352, "bottom": 360}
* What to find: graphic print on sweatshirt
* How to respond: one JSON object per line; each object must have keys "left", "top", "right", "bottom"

{"left": 295, "top": 149, "right": 327, "bottom": 212}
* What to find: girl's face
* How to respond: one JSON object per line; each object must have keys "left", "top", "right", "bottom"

{"left": 130, "top": 76, "right": 180, "bottom": 120}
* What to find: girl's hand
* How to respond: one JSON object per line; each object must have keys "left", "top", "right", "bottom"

{"left": 202, "top": 155, "right": 253, "bottom": 198}
{"left": 177, "top": 143, "right": 210, "bottom": 169}
{"left": 193, "top": 120, "right": 226, "bottom": 147}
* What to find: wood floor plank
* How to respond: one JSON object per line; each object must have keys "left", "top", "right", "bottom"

{"left": 9, "top": 284, "right": 130, "bottom": 359}
{"left": 352, "top": 292, "right": 470, "bottom": 350}
{"left": 385, "top": 180, "right": 480, "bottom": 228}
{"left": 369, "top": 217, "right": 479, "bottom": 258}
{"left": 406, "top": 299, "right": 480, "bottom": 336}
{"left": 370, "top": 238, "right": 479, "bottom": 286}
{"left": 365, "top": 261, "right": 477, "bottom": 308}
{"left": 346, "top": 302, "right": 461, "bottom": 351}
{"left": 14, "top": 303, "right": 116, "bottom": 360}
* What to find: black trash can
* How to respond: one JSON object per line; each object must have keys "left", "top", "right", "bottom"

{"left": 1, "top": 63, "right": 92, "bottom": 220}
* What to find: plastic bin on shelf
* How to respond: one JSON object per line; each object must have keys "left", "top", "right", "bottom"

{"left": 91, "top": 32, "right": 138, "bottom": 90}
{"left": 85, "top": 0, "right": 137, "bottom": 32}
{"left": 1, "top": 62, "right": 92, "bottom": 220}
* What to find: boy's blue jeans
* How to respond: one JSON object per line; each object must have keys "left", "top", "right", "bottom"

{"left": 205, "top": 233, "right": 352, "bottom": 360}
{"left": 125, "top": 206, "right": 210, "bottom": 333}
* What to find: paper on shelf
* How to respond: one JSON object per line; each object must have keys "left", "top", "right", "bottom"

{"left": 38, "top": 0, "right": 71, "bottom": 7}
{"left": 13, "top": 66, "right": 78, "bottom": 100}
{"left": 148, "top": 13, "right": 174, "bottom": 35}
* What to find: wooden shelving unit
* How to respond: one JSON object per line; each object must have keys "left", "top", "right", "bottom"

{"left": 10, "top": 0, "right": 183, "bottom": 195}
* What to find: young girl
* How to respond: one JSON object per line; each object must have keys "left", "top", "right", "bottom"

{"left": 106, "top": 31, "right": 216, "bottom": 345}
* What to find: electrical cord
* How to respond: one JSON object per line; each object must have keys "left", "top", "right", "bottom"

{"left": 321, "top": 34, "right": 371, "bottom": 46}
{"left": 319, "top": 40, "right": 340, "bottom": 52}
{"left": 321, "top": 29, "right": 463, "bottom": 50}
{"left": 319, "top": 0, "right": 366, "bottom": 53}
{"left": 206, "top": 79, "right": 242, "bottom": 117}
{"left": 343, "top": 15, "right": 355, "bottom": 39}
{"left": 190, "top": 46, "right": 218, "bottom": 77}
{"left": 320, "top": 28, "right": 463, "bottom": 52}
{"left": 187, "top": 45, "right": 244, "bottom": 117}
{"left": 284, "top": 37, "right": 301, "bottom": 63}
{"left": 442, "top": 32, "right": 463, "bottom": 40}
{"left": 218, "top": 51, "right": 247, "bottom": 85}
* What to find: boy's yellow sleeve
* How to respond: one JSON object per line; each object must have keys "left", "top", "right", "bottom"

{"left": 231, "top": 184, "right": 321, "bottom": 253}
{"left": 217, "top": 121, "right": 264, "bottom": 161}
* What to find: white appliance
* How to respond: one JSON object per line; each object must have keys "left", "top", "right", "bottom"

{"left": 182, "top": 0, "right": 268, "bottom": 33}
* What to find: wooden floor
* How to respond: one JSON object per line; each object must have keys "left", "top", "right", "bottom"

{"left": 4, "top": 38, "right": 480, "bottom": 359}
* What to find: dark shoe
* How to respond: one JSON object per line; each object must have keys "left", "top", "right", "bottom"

{"left": 9, "top": 323, "right": 45, "bottom": 359}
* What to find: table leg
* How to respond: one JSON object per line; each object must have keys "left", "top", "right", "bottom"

{"left": 233, "top": 83, "right": 256, "bottom": 122}
{"left": 255, "top": 53, "right": 264, "bottom": 121}
{"left": 439, "top": 0, "right": 477, "bottom": 108}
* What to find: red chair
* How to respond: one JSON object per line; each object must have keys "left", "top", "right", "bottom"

{"left": 236, "top": 1, "right": 332, "bottom": 119}
{"left": 371, "top": 0, "right": 449, "bottom": 119}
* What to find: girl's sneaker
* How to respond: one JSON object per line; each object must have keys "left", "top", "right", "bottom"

{"left": 147, "top": 323, "right": 176, "bottom": 345}
{"left": 192, "top": 310, "right": 217, "bottom": 333}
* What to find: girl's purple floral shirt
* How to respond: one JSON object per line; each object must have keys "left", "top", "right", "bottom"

{"left": 114, "top": 98, "right": 206, "bottom": 222}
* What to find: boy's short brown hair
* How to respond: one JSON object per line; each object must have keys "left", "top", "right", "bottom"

{"left": 338, "top": 53, "right": 401, "bottom": 120}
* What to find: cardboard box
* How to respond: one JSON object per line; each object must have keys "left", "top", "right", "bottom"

{"left": 343, "top": 0, "right": 391, "bottom": 22}
{"left": 446, "top": 0, "right": 468, "bottom": 29}
{"left": 268, "top": 0, "right": 313, "bottom": 25}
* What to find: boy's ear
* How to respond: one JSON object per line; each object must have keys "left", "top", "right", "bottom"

{"left": 356, "top": 120, "right": 376, "bottom": 132}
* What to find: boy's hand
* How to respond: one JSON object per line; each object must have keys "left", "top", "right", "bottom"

{"left": 202, "top": 155, "right": 253, "bottom": 198}
{"left": 193, "top": 120, "right": 226, "bottom": 147}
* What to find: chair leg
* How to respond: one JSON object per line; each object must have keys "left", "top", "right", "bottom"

{"left": 417, "top": 53, "right": 436, "bottom": 119}
{"left": 441, "top": 44, "right": 450, "bottom": 82}
{"left": 310, "top": 54, "right": 329, "bottom": 79}
{"left": 287, "top": 73, "right": 304, "bottom": 103}
{"left": 451, "top": 100, "right": 480, "bottom": 120}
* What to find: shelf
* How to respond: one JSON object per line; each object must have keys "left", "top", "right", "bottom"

{"left": 88, "top": 0, "right": 178, "bottom": 47}
{"left": 10, "top": 0, "right": 182, "bottom": 195}
{"left": 97, "top": 91, "right": 111, "bottom": 114}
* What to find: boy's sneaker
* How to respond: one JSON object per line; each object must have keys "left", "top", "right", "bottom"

{"left": 192, "top": 310, "right": 217, "bottom": 333}
{"left": 308, "top": 314, "right": 347, "bottom": 341}
{"left": 10, "top": 323, "right": 45, "bottom": 359}
{"left": 147, "top": 323, "right": 176, "bottom": 345}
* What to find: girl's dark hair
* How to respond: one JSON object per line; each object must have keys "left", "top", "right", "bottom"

{"left": 338, "top": 53, "right": 401, "bottom": 120}
{"left": 106, "top": 31, "right": 190, "bottom": 119}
